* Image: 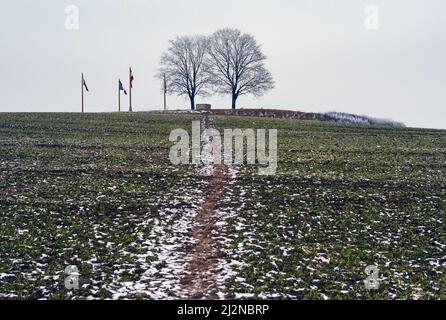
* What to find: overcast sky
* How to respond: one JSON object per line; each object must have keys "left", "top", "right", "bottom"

{"left": 0, "top": 0, "right": 445, "bottom": 128}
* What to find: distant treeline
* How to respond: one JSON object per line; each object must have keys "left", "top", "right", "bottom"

{"left": 323, "top": 112, "right": 406, "bottom": 127}
{"left": 203, "top": 109, "right": 406, "bottom": 127}
{"left": 147, "top": 108, "right": 405, "bottom": 128}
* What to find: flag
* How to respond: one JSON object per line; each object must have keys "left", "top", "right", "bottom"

{"left": 119, "top": 79, "right": 127, "bottom": 95}
{"left": 83, "top": 79, "right": 89, "bottom": 92}
{"left": 130, "top": 68, "right": 134, "bottom": 89}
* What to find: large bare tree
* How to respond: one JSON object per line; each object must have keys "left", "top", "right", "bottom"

{"left": 208, "top": 28, "right": 274, "bottom": 110}
{"left": 157, "top": 35, "right": 210, "bottom": 110}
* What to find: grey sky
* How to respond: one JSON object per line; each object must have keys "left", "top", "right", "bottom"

{"left": 0, "top": 0, "right": 445, "bottom": 128}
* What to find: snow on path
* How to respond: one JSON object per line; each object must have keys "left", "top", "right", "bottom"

{"left": 108, "top": 115, "right": 233, "bottom": 299}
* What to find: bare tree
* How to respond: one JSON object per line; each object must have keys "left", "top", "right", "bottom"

{"left": 157, "top": 35, "right": 211, "bottom": 110}
{"left": 207, "top": 28, "right": 274, "bottom": 110}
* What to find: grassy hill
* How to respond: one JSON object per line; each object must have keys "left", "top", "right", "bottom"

{"left": 0, "top": 113, "right": 444, "bottom": 299}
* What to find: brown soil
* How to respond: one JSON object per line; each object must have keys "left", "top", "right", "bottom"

{"left": 180, "top": 115, "right": 229, "bottom": 300}
{"left": 181, "top": 163, "right": 228, "bottom": 299}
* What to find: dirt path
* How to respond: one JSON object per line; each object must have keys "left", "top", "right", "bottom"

{"left": 180, "top": 115, "right": 229, "bottom": 299}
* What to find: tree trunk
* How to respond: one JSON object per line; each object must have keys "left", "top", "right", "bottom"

{"left": 231, "top": 94, "right": 237, "bottom": 110}
{"left": 190, "top": 95, "right": 195, "bottom": 111}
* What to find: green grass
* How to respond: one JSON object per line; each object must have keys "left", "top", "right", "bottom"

{"left": 213, "top": 116, "right": 446, "bottom": 299}
{"left": 0, "top": 113, "right": 201, "bottom": 299}
{"left": 0, "top": 113, "right": 445, "bottom": 299}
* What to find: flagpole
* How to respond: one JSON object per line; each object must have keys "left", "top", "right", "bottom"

{"left": 163, "top": 73, "right": 167, "bottom": 111}
{"left": 118, "top": 79, "right": 121, "bottom": 112}
{"left": 129, "top": 67, "right": 132, "bottom": 112}
{"left": 81, "top": 73, "right": 84, "bottom": 113}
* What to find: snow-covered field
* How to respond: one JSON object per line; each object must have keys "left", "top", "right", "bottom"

{"left": 0, "top": 113, "right": 445, "bottom": 299}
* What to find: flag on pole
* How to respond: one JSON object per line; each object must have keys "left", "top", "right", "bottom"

{"left": 130, "top": 68, "right": 134, "bottom": 89}
{"left": 81, "top": 73, "right": 87, "bottom": 113}
{"left": 83, "top": 78, "right": 89, "bottom": 92}
{"left": 129, "top": 67, "right": 133, "bottom": 112}
{"left": 119, "top": 79, "right": 127, "bottom": 95}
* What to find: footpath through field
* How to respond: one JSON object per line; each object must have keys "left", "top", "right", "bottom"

{"left": 180, "top": 114, "right": 229, "bottom": 299}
